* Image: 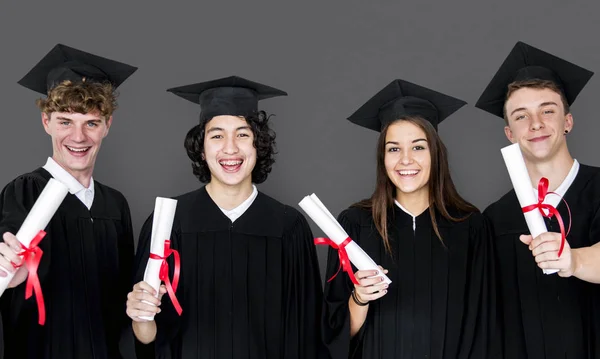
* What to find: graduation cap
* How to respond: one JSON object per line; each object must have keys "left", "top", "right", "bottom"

{"left": 167, "top": 76, "right": 287, "bottom": 121}
{"left": 18, "top": 43, "right": 138, "bottom": 95}
{"left": 347, "top": 79, "right": 466, "bottom": 132}
{"left": 475, "top": 41, "right": 594, "bottom": 118}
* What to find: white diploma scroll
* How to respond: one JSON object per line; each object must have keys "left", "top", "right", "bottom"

{"left": 299, "top": 193, "right": 392, "bottom": 284}
{"left": 141, "top": 197, "right": 178, "bottom": 320}
{"left": 501, "top": 143, "right": 558, "bottom": 274}
{"left": 0, "top": 178, "right": 69, "bottom": 296}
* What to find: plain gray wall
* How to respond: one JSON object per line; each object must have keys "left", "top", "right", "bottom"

{"left": 1, "top": 0, "right": 600, "bottom": 285}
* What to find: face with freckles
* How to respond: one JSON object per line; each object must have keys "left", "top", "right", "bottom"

{"left": 203, "top": 115, "right": 257, "bottom": 189}
{"left": 42, "top": 110, "right": 111, "bottom": 181}
{"left": 384, "top": 120, "right": 431, "bottom": 201}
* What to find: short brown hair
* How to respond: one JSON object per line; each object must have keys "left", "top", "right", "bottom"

{"left": 503, "top": 79, "right": 570, "bottom": 124}
{"left": 36, "top": 80, "right": 118, "bottom": 120}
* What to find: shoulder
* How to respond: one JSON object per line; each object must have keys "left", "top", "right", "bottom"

{"left": 483, "top": 189, "right": 517, "bottom": 220}
{"left": 94, "top": 180, "right": 130, "bottom": 209}
{"left": 338, "top": 205, "right": 373, "bottom": 226}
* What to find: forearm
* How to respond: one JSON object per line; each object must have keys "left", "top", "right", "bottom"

{"left": 132, "top": 320, "right": 157, "bottom": 344}
{"left": 348, "top": 295, "right": 369, "bottom": 337}
{"left": 571, "top": 242, "right": 600, "bottom": 283}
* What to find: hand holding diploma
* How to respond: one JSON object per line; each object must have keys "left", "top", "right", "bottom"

{"left": 501, "top": 143, "right": 571, "bottom": 275}
{"left": 141, "top": 197, "right": 180, "bottom": 320}
{"left": 0, "top": 178, "right": 69, "bottom": 325}
{"left": 520, "top": 232, "right": 576, "bottom": 277}
{"left": 299, "top": 193, "right": 391, "bottom": 284}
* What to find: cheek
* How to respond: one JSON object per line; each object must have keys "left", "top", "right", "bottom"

{"left": 384, "top": 153, "right": 398, "bottom": 171}
{"left": 416, "top": 153, "right": 431, "bottom": 172}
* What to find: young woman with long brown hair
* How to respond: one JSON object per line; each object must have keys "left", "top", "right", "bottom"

{"left": 322, "top": 79, "right": 499, "bottom": 359}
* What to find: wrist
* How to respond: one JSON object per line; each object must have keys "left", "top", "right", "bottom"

{"left": 570, "top": 248, "right": 582, "bottom": 278}
{"left": 351, "top": 290, "right": 369, "bottom": 306}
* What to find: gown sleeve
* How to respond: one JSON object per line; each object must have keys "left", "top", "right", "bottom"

{"left": 457, "top": 213, "right": 502, "bottom": 359}
{"left": 322, "top": 208, "right": 364, "bottom": 359}
{"left": 280, "top": 207, "right": 327, "bottom": 359}
{"left": 133, "top": 212, "right": 182, "bottom": 359}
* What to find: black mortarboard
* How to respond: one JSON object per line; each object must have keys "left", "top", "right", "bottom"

{"left": 475, "top": 41, "right": 594, "bottom": 118}
{"left": 167, "top": 76, "right": 287, "bottom": 121}
{"left": 18, "top": 43, "right": 138, "bottom": 95}
{"left": 347, "top": 79, "right": 466, "bottom": 132}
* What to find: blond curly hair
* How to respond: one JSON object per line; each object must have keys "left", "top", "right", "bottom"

{"left": 36, "top": 80, "right": 118, "bottom": 120}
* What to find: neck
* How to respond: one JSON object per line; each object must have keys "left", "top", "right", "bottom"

{"left": 524, "top": 150, "right": 574, "bottom": 192}
{"left": 53, "top": 156, "right": 93, "bottom": 188}
{"left": 396, "top": 189, "right": 429, "bottom": 216}
{"left": 206, "top": 180, "right": 254, "bottom": 210}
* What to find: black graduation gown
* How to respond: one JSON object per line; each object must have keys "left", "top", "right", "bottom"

{"left": 323, "top": 205, "right": 499, "bottom": 359}
{"left": 133, "top": 186, "right": 324, "bottom": 359}
{"left": 484, "top": 163, "right": 600, "bottom": 359}
{"left": 0, "top": 167, "right": 135, "bottom": 359}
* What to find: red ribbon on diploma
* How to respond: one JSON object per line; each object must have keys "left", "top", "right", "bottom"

{"left": 12, "top": 230, "right": 47, "bottom": 325}
{"left": 521, "top": 177, "right": 572, "bottom": 257}
{"left": 315, "top": 237, "right": 359, "bottom": 285}
{"left": 149, "top": 240, "right": 182, "bottom": 315}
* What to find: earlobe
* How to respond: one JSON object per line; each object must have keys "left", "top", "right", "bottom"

{"left": 504, "top": 125, "right": 516, "bottom": 143}
{"left": 104, "top": 115, "right": 113, "bottom": 137}
{"left": 41, "top": 113, "right": 51, "bottom": 135}
{"left": 564, "top": 113, "right": 574, "bottom": 133}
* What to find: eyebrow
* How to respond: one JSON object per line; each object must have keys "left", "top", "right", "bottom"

{"left": 510, "top": 101, "right": 559, "bottom": 116}
{"left": 55, "top": 116, "right": 103, "bottom": 122}
{"left": 385, "top": 138, "right": 427, "bottom": 145}
{"left": 206, "top": 126, "right": 252, "bottom": 133}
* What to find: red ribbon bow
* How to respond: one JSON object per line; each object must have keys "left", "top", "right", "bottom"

{"left": 149, "top": 240, "right": 182, "bottom": 315}
{"left": 12, "top": 230, "right": 47, "bottom": 325}
{"left": 521, "top": 177, "right": 572, "bottom": 257}
{"left": 315, "top": 237, "right": 359, "bottom": 285}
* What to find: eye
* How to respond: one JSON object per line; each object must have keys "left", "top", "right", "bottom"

{"left": 60, "top": 121, "right": 70, "bottom": 126}
{"left": 542, "top": 109, "right": 555, "bottom": 115}
{"left": 387, "top": 147, "right": 399, "bottom": 152}
{"left": 210, "top": 134, "right": 223, "bottom": 139}
{"left": 515, "top": 114, "right": 526, "bottom": 121}
{"left": 87, "top": 122, "right": 98, "bottom": 127}
{"left": 238, "top": 133, "right": 250, "bottom": 138}
{"left": 413, "top": 145, "right": 426, "bottom": 151}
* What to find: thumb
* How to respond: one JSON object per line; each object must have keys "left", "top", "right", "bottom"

{"left": 519, "top": 234, "right": 533, "bottom": 246}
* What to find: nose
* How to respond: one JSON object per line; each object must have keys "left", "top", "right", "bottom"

{"left": 222, "top": 135, "right": 239, "bottom": 154}
{"left": 400, "top": 150, "right": 413, "bottom": 165}
{"left": 71, "top": 123, "right": 86, "bottom": 142}
{"left": 530, "top": 113, "right": 545, "bottom": 131}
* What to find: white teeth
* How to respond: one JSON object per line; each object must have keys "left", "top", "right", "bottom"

{"left": 67, "top": 146, "right": 89, "bottom": 152}
{"left": 220, "top": 160, "right": 242, "bottom": 166}
{"left": 399, "top": 170, "right": 419, "bottom": 175}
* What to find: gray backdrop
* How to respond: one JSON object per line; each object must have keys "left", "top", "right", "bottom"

{"left": 1, "top": 0, "right": 600, "bottom": 284}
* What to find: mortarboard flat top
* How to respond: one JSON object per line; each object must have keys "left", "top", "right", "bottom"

{"left": 18, "top": 43, "right": 138, "bottom": 95}
{"left": 475, "top": 41, "right": 594, "bottom": 119}
{"left": 167, "top": 76, "right": 287, "bottom": 120}
{"left": 347, "top": 79, "right": 466, "bottom": 132}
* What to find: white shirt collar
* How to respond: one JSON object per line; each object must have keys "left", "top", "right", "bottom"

{"left": 42, "top": 157, "right": 95, "bottom": 210}
{"left": 534, "top": 159, "right": 579, "bottom": 209}
{"left": 394, "top": 200, "right": 418, "bottom": 231}
{"left": 219, "top": 185, "right": 258, "bottom": 222}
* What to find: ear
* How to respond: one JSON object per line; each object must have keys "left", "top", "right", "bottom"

{"left": 504, "top": 124, "right": 516, "bottom": 143}
{"left": 41, "top": 113, "right": 52, "bottom": 135}
{"left": 564, "top": 113, "right": 574, "bottom": 133}
{"left": 103, "top": 115, "right": 113, "bottom": 138}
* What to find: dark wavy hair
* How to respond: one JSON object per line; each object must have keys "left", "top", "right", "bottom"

{"left": 184, "top": 111, "right": 277, "bottom": 184}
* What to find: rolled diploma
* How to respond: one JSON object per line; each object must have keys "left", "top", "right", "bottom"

{"left": 299, "top": 194, "right": 391, "bottom": 284}
{"left": 501, "top": 143, "right": 558, "bottom": 274}
{"left": 0, "top": 178, "right": 69, "bottom": 296}
{"left": 140, "top": 197, "right": 177, "bottom": 320}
